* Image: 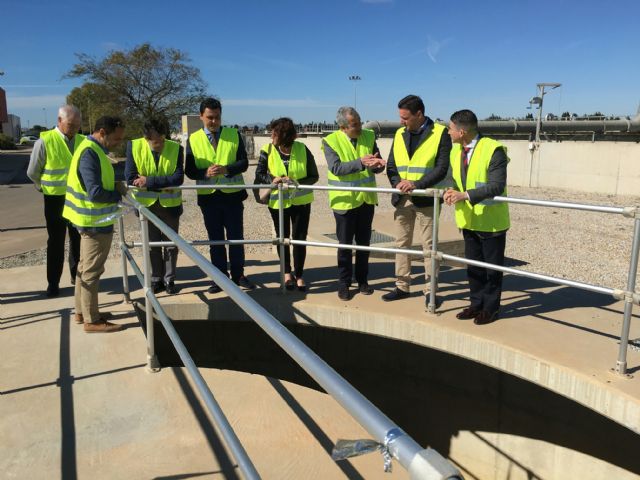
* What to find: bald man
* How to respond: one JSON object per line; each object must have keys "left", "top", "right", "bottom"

{"left": 27, "top": 105, "right": 84, "bottom": 297}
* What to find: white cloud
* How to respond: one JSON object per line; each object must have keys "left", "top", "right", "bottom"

{"left": 426, "top": 36, "right": 451, "bottom": 63}
{"left": 222, "top": 98, "right": 334, "bottom": 108}
{"left": 6, "top": 94, "right": 67, "bottom": 109}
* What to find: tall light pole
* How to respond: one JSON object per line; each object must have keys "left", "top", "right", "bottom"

{"left": 42, "top": 107, "right": 48, "bottom": 128}
{"left": 529, "top": 82, "right": 562, "bottom": 147}
{"left": 527, "top": 82, "right": 561, "bottom": 187}
{"left": 348, "top": 75, "right": 361, "bottom": 109}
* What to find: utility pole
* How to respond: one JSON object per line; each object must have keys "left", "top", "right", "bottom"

{"left": 348, "top": 75, "right": 361, "bottom": 109}
{"left": 528, "top": 82, "right": 561, "bottom": 186}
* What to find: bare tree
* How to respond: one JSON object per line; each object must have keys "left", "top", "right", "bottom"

{"left": 65, "top": 43, "right": 208, "bottom": 128}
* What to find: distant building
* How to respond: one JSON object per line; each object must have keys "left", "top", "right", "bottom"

{"left": 0, "top": 88, "right": 22, "bottom": 140}
{"left": 0, "top": 88, "right": 8, "bottom": 124}
{"left": 2, "top": 114, "right": 22, "bottom": 141}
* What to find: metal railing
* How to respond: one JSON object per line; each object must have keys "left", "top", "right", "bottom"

{"left": 118, "top": 189, "right": 463, "bottom": 480}
{"left": 118, "top": 180, "right": 639, "bottom": 478}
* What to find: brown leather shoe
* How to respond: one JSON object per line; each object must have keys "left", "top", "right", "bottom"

{"left": 456, "top": 307, "right": 481, "bottom": 320}
{"left": 84, "top": 320, "right": 124, "bottom": 333}
{"left": 75, "top": 312, "right": 114, "bottom": 325}
{"left": 474, "top": 310, "right": 499, "bottom": 325}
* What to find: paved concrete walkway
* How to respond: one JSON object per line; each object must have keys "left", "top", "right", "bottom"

{"left": 2, "top": 250, "right": 639, "bottom": 478}
{"left": 0, "top": 260, "right": 412, "bottom": 479}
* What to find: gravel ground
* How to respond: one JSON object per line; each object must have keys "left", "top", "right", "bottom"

{"left": 2, "top": 164, "right": 639, "bottom": 291}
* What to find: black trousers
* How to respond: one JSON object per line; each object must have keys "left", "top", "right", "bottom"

{"left": 199, "top": 196, "right": 245, "bottom": 280}
{"left": 147, "top": 202, "right": 180, "bottom": 284}
{"left": 269, "top": 203, "right": 311, "bottom": 277}
{"left": 44, "top": 194, "right": 80, "bottom": 287}
{"left": 333, "top": 203, "right": 374, "bottom": 286}
{"left": 462, "top": 229, "right": 506, "bottom": 314}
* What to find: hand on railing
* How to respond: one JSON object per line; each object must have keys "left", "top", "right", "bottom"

{"left": 443, "top": 188, "right": 468, "bottom": 205}
{"left": 396, "top": 180, "right": 415, "bottom": 194}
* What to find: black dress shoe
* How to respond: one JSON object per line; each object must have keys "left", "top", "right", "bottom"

{"left": 165, "top": 282, "right": 178, "bottom": 294}
{"left": 284, "top": 277, "right": 295, "bottom": 291}
{"left": 474, "top": 310, "right": 499, "bottom": 325}
{"left": 338, "top": 286, "right": 350, "bottom": 301}
{"left": 456, "top": 307, "right": 481, "bottom": 320}
{"left": 151, "top": 282, "right": 164, "bottom": 294}
{"left": 382, "top": 288, "right": 409, "bottom": 302}
{"left": 234, "top": 276, "right": 256, "bottom": 290}
{"left": 358, "top": 283, "right": 374, "bottom": 295}
{"left": 46, "top": 285, "right": 60, "bottom": 298}
{"left": 208, "top": 283, "right": 222, "bottom": 294}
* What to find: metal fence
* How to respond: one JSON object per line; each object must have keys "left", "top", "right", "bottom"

{"left": 118, "top": 187, "right": 464, "bottom": 480}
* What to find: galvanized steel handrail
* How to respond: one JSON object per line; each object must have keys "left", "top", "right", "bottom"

{"left": 119, "top": 197, "right": 463, "bottom": 480}
{"left": 126, "top": 181, "right": 640, "bottom": 375}
{"left": 120, "top": 178, "right": 639, "bottom": 478}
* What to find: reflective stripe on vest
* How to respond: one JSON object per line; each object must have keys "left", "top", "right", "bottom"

{"left": 131, "top": 138, "right": 182, "bottom": 207}
{"left": 323, "top": 129, "right": 377, "bottom": 211}
{"left": 39, "top": 130, "right": 85, "bottom": 195}
{"left": 188, "top": 128, "right": 244, "bottom": 194}
{"left": 62, "top": 138, "right": 119, "bottom": 227}
{"left": 450, "top": 137, "right": 510, "bottom": 232}
{"left": 263, "top": 141, "right": 314, "bottom": 209}
{"left": 393, "top": 123, "right": 450, "bottom": 188}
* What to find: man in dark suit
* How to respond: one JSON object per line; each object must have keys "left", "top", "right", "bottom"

{"left": 185, "top": 98, "right": 255, "bottom": 293}
{"left": 444, "top": 109, "right": 510, "bottom": 325}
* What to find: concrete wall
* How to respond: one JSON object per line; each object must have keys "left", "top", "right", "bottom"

{"left": 144, "top": 302, "right": 640, "bottom": 480}
{"left": 253, "top": 135, "right": 640, "bottom": 196}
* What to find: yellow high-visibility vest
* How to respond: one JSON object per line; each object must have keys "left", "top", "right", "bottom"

{"left": 188, "top": 128, "right": 244, "bottom": 194}
{"left": 393, "top": 123, "right": 449, "bottom": 188}
{"left": 39, "top": 129, "right": 85, "bottom": 195}
{"left": 263, "top": 141, "right": 314, "bottom": 209}
{"left": 131, "top": 138, "right": 182, "bottom": 207}
{"left": 323, "top": 129, "right": 377, "bottom": 211}
{"left": 63, "top": 138, "right": 119, "bottom": 227}
{"left": 450, "top": 137, "right": 510, "bottom": 232}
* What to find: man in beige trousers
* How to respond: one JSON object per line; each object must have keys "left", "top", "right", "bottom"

{"left": 383, "top": 95, "right": 451, "bottom": 308}
{"left": 63, "top": 116, "right": 128, "bottom": 333}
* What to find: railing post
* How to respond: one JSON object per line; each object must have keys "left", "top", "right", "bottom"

{"left": 118, "top": 216, "right": 131, "bottom": 303}
{"left": 278, "top": 183, "right": 286, "bottom": 294}
{"left": 427, "top": 189, "right": 441, "bottom": 313}
{"left": 140, "top": 212, "right": 161, "bottom": 372}
{"left": 615, "top": 215, "right": 640, "bottom": 375}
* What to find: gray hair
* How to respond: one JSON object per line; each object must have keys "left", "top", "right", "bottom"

{"left": 336, "top": 106, "right": 359, "bottom": 127}
{"left": 58, "top": 105, "right": 81, "bottom": 120}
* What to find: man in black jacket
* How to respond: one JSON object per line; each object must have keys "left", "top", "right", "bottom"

{"left": 383, "top": 95, "right": 451, "bottom": 307}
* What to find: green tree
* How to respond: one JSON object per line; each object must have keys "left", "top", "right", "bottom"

{"left": 64, "top": 43, "right": 208, "bottom": 130}
{"left": 484, "top": 114, "right": 503, "bottom": 121}
{"left": 66, "top": 82, "right": 124, "bottom": 133}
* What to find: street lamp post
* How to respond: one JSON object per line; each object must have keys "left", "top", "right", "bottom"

{"left": 530, "top": 82, "right": 562, "bottom": 147}
{"left": 348, "top": 75, "right": 361, "bottom": 109}
{"left": 527, "top": 82, "right": 561, "bottom": 187}
{"left": 42, "top": 108, "right": 48, "bottom": 128}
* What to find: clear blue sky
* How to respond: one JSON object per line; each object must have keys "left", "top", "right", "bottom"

{"left": 2, "top": 0, "right": 639, "bottom": 128}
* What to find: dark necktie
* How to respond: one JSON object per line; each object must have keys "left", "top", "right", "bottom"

{"left": 209, "top": 132, "right": 218, "bottom": 151}
{"left": 462, "top": 147, "right": 471, "bottom": 174}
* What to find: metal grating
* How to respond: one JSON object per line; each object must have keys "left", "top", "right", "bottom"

{"left": 323, "top": 230, "right": 395, "bottom": 245}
